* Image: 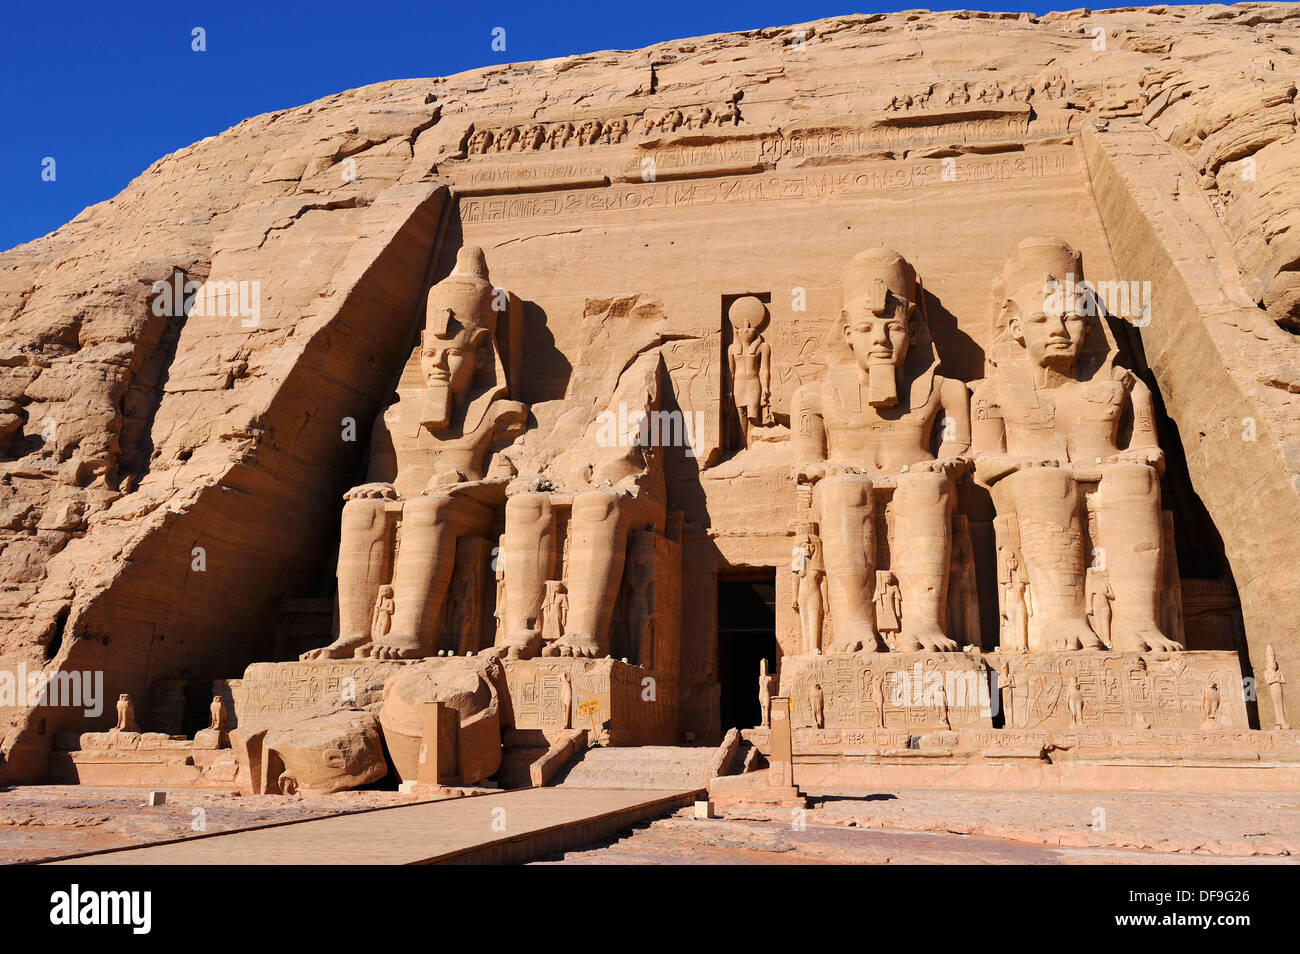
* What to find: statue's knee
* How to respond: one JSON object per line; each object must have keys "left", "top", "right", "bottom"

{"left": 506, "top": 491, "right": 553, "bottom": 526}
{"left": 896, "top": 470, "right": 949, "bottom": 508}
{"left": 341, "top": 498, "right": 387, "bottom": 536}
{"left": 815, "top": 474, "right": 874, "bottom": 513}
{"left": 1100, "top": 462, "right": 1158, "bottom": 498}
{"left": 402, "top": 493, "right": 454, "bottom": 531}
{"left": 572, "top": 489, "right": 621, "bottom": 525}
{"left": 1008, "top": 464, "right": 1075, "bottom": 503}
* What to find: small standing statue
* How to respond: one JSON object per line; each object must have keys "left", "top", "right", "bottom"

{"left": 1266, "top": 644, "right": 1291, "bottom": 730}
{"left": 808, "top": 682, "right": 825, "bottom": 729}
{"left": 937, "top": 680, "right": 951, "bottom": 730}
{"left": 493, "top": 536, "right": 506, "bottom": 640}
{"left": 726, "top": 296, "right": 772, "bottom": 450}
{"left": 1003, "top": 552, "right": 1030, "bottom": 652}
{"left": 1067, "top": 677, "right": 1084, "bottom": 727}
{"left": 540, "top": 580, "right": 569, "bottom": 648}
{"left": 1085, "top": 567, "right": 1115, "bottom": 648}
{"left": 873, "top": 571, "right": 902, "bottom": 651}
{"left": 1202, "top": 680, "right": 1221, "bottom": 728}
{"left": 370, "top": 584, "right": 395, "bottom": 641}
{"left": 872, "top": 670, "right": 886, "bottom": 728}
{"left": 559, "top": 670, "right": 573, "bottom": 730}
{"left": 758, "top": 658, "right": 777, "bottom": 727}
{"left": 996, "top": 655, "right": 1017, "bottom": 728}
{"left": 625, "top": 543, "right": 656, "bottom": 668}
{"left": 115, "top": 693, "right": 140, "bottom": 733}
{"left": 791, "top": 534, "right": 826, "bottom": 654}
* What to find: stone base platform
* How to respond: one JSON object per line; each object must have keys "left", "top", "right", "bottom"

{"left": 743, "top": 726, "right": 1300, "bottom": 793}
{"left": 779, "top": 650, "right": 1248, "bottom": 733}
{"left": 779, "top": 652, "right": 996, "bottom": 730}
{"left": 504, "top": 657, "right": 675, "bottom": 746}
{"left": 50, "top": 656, "right": 675, "bottom": 792}
{"left": 51, "top": 732, "right": 239, "bottom": 788}
{"left": 220, "top": 656, "right": 674, "bottom": 746}
{"left": 997, "top": 650, "right": 1248, "bottom": 730}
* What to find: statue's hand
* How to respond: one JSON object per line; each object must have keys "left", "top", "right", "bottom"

{"left": 914, "top": 456, "right": 972, "bottom": 479}
{"left": 795, "top": 461, "right": 828, "bottom": 484}
{"left": 1106, "top": 447, "right": 1163, "bottom": 470}
{"left": 344, "top": 482, "right": 397, "bottom": 501}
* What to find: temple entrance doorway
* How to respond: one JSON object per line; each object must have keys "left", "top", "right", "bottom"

{"left": 717, "top": 571, "right": 777, "bottom": 733}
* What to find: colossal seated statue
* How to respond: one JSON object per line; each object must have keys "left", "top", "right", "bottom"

{"left": 791, "top": 249, "right": 972, "bottom": 653}
{"left": 972, "top": 237, "right": 1182, "bottom": 653}
{"left": 304, "top": 246, "right": 528, "bottom": 660}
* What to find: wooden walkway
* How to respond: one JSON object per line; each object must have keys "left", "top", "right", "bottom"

{"left": 50, "top": 788, "right": 695, "bottom": 865}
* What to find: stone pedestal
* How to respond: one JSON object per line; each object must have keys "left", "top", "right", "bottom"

{"left": 780, "top": 652, "right": 996, "bottom": 731}
{"left": 995, "top": 650, "right": 1247, "bottom": 730}
{"left": 221, "top": 658, "right": 407, "bottom": 728}
{"left": 503, "top": 657, "right": 675, "bottom": 746}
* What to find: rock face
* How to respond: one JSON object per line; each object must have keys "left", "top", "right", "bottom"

{"left": 3, "top": 4, "right": 1300, "bottom": 781}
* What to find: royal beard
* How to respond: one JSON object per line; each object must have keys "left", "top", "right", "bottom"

{"left": 867, "top": 358, "right": 899, "bottom": 408}
{"left": 422, "top": 384, "right": 453, "bottom": 431}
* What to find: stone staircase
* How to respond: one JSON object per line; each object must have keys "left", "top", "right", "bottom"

{"left": 553, "top": 745, "right": 722, "bottom": 792}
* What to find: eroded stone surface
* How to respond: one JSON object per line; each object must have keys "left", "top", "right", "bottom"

{"left": 3, "top": 4, "right": 1300, "bottom": 784}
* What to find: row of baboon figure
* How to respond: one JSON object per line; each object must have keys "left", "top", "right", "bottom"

{"left": 884, "top": 75, "right": 1069, "bottom": 111}
{"left": 465, "top": 102, "right": 741, "bottom": 154}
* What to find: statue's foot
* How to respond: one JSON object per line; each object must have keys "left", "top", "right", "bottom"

{"left": 357, "top": 634, "right": 426, "bottom": 659}
{"left": 828, "top": 639, "right": 865, "bottom": 654}
{"left": 906, "top": 625, "right": 960, "bottom": 653}
{"left": 1045, "top": 621, "right": 1104, "bottom": 651}
{"left": 1114, "top": 627, "right": 1183, "bottom": 653}
{"left": 301, "top": 633, "right": 369, "bottom": 660}
{"left": 485, "top": 630, "right": 542, "bottom": 661}
{"left": 552, "top": 633, "right": 601, "bottom": 658}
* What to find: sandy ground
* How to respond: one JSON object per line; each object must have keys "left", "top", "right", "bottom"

{"left": 537, "top": 791, "right": 1300, "bottom": 864}
{"left": 2, "top": 786, "right": 1296, "bottom": 864}
{"left": 0, "top": 786, "right": 417, "bottom": 864}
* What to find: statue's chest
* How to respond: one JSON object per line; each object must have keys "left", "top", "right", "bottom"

{"left": 1005, "top": 380, "right": 1124, "bottom": 434}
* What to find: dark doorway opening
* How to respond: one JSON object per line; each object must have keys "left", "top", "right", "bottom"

{"left": 717, "top": 571, "right": 777, "bottom": 733}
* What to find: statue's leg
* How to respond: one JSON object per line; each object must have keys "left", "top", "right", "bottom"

{"left": 304, "top": 498, "right": 392, "bottom": 660}
{"left": 813, "top": 474, "right": 880, "bottom": 653}
{"left": 367, "top": 494, "right": 490, "bottom": 659}
{"left": 891, "top": 470, "right": 959, "bottom": 652}
{"left": 994, "top": 467, "right": 1099, "bottom": 650}
{"left": 1096, "top": 462, "right": 1182, "bottom": 652}
{"left": 559, "top": 489, "right": 645, "bottom": 658}
{"left": 492, "top": 491, "right": 556, "bottom": 660}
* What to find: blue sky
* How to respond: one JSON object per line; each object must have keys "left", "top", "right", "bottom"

{"left": 3, "top": 0, "right": 1200, "bottom": 252}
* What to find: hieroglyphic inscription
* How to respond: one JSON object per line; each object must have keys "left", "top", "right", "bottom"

{"left": 1003, "top": 651, "right": 1246, "bottom": 730}
{"left": 781, "top": 653, "right": 994, "bottom": 730}
{"left": 460, "top": 151, "right": 1073, "bottom": 224}
{"left": 231, "top": 660, "right": 406, "bottom": 725}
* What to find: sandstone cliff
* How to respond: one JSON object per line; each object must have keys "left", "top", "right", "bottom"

{"left": 3, "top": 3, "right": 1299, "bottom": 777}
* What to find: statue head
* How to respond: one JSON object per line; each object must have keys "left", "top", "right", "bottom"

{"left": 420, "top": 245, "right": 499, "bottom": 431}
{"left": 727, "top": 295, "right": 767, "bottom": 346}
{"left": 839, "top": 249, "right": 919, "bottom": 407}
{"left": 996, "top": 238, "right": 1088, "bottom": 374}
